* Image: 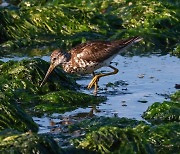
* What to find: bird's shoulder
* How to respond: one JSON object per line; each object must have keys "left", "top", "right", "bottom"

{"left": 69, "top": 41, "right": 119, "bottom": 62}
{"left": 69, "top": 41, "right": 112, "bottom": 54}
{"left": 68, "top": 37, "right": 140, "bottom": 62}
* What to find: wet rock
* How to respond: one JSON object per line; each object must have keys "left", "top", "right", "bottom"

{"left": 175, "top": 84, "right": 180, "bottom": 89}
{"left": 0, "top": 129, "right": 63, "bottom": 154}
{"left": 138, "top": 74, "right": 145, "bottom": 78}
{"left": 138, "top": 99, "right": 148, "bottom": 103}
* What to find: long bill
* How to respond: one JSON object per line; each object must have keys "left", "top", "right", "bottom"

{"left": 40, "top": 64, "right": 56, "bottom": 87}
{"left": 134, "top": 36, "right": 143, "bottom": 43}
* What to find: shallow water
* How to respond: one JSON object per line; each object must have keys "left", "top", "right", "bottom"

{"left": 1, "top": 54, "right": 179, "bottom": 133}
{"left": 31, "top": 54, "right": 180, "bottom": 133}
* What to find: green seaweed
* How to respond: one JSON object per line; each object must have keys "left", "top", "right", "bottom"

{"left": 70, "top": 116, "right": 179, "bottom": 153}
{"left": 73, "top": 126, "right": 153, "bottom": 153}
{"left": 0, "top": 58, "right": 76, "bottom": 99}
{"left": 0, "top": 58, "right": 76, "bottom": 94}
{"left": 0, "top": 129, "right": 63, "bottom": 154}
{"left": 68, "top": 116, "right": 147, "bottom": 133}
{"left": 0, "top": 99, "right": 38, "bottom": 132}
{"left": 171, "top": 90, "right": 180, "bottom": 102}
{"left": 36, "top": 90, "right": 105, "bottom": 114}
{"left": 142, "top": 91, "right": 180, "bottom": 124}
{"left": 0, "top": 4, "right": 109, "bottom": 53}
{"left": 0, "top": 59, "right": 105, "bottom": 116}
{"left": 0, "top": 0, "right": 179, "bottom": 56}
{"left": 146, "top": 122, "right": 180, "bottom": 154}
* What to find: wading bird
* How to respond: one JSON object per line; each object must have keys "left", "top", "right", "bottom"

{"left": 40, "top": 36, "right": 142, "bottom": 95}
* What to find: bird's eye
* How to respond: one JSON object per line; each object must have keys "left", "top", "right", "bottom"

{"left": 52, "top": 57, "right": 56, "bottom": 61}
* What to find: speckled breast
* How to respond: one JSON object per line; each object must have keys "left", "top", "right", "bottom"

{"left": 63, "top": 55, "right": 115, "bottom": 74}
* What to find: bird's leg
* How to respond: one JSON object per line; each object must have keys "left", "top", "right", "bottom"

{"left": 92, "top": 72, "right": 98, "bottom": 95}
{"left": 87, "top": 65, "right": 119, "bottom": 92}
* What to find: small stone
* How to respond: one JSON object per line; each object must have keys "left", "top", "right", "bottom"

{"left": 122, "top": 104, "right": 127, "bottom": 106}
{"left": 138, "top": 74, "right": 145, "bottom": 78}
{"left": 138, "top": 99, "right": 148, "bottom": 103}
{"left": 175, "top": 84, "right": 180, "bottom": 89}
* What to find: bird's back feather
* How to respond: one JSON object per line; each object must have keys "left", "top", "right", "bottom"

{"left": 70, "top": 36, "right": 141, "bottom": 63}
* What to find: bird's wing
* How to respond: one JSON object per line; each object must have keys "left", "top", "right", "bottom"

{"left": 70, "top": 37, "right": 141, "bottom": 62}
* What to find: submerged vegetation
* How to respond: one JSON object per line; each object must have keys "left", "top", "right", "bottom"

{"left": 0, "top": 0, "right": 179, "bottom": 153}
{"left": 70, "top": 91, "right": 180, "bottom": 153}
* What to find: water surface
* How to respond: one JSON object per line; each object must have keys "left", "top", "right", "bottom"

{"left": 33, "top": 54, "right": 180, "bottom": 133}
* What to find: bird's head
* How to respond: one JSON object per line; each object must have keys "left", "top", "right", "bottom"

{"left": 40, "top": 49, "right": 68, "bottom": 86}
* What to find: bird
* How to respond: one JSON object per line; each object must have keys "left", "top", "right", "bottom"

{"left": 40, "top": 36, "right": 143, "bottom": 95}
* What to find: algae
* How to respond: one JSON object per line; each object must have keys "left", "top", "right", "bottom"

{"left": 0, "top": 0, "right": 179, "bottom": 152}
{"left": 0, "top": 129, "right": 63, "bottom": 154}
{"left": 70, "top": 116, "right": 179, "bottom": 153}
{"left": 0, "top": 59, "right": 105, "bottom": 116}
{"left": 0, "top": 0, "right": 179, "bottom": 55}
{"left": 146, "top": 122, "right": 180, "bottom": 154}
{"left": 73, "top": 126, "right": 153, "bottom": 153}
{"left": 171, "top": 90, "right": 180, "bottom": 102}
{"left": 0, "top": 99, "right": 38, "bottom": 132}
{"left": 36, "top": 90, "right": 106, "bottom": 114}
{"left": 68, "top": 116, "right": 147, "bottom": 133}
{"left": 0, "top": 58, "right": 76, "bottom": 94}
{"left": 142, "top": 91, "right": 180, "bottom": 124}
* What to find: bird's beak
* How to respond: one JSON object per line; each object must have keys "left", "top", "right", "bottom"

{"left": 40, "top": 63, "right": 56, "bottom": 87}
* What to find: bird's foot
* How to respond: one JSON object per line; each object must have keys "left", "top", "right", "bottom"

{"left": 87, "top": 76, "right": 99, "bottom": 90}
{"left": 93, "top": 90, "right": 97, "bottom": 96}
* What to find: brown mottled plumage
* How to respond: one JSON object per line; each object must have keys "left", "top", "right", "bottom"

{"left": 41, "top": 36, "right": 143, "bottom": 95}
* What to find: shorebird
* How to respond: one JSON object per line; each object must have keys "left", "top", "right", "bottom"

{"left": 40, "top": 36, "right": 142, "bottom": 95}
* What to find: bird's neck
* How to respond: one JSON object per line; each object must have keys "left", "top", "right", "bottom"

{"left": 61, "top": 52, "right": 73, "bottom": 73}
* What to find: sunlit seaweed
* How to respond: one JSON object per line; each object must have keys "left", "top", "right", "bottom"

{"left": 0, "top": 129, "right": 63, "bottom": 154}
{"left": 142, "top": 91, "right": 180, "bottom": 124}
{"left": 145, "top": 122, "right": 180, "bottom": 153}
{"left": 73, "top": 126, "right": 153, "bottom": 153}
{"left": 68, "top": 116, "right": 148, "bottom": 133}
{"left": 0, "top": 58, "right": 105, "bottom": 116}
{"left": 0, "top": 0, "right": 179, "bottom": 56}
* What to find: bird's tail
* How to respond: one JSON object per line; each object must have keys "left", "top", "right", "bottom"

{"left": 112, "top": 36, "right": 143, "bottom": 54}
{"left": 113, "top": 36, "right": 143, "bottom": 46}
